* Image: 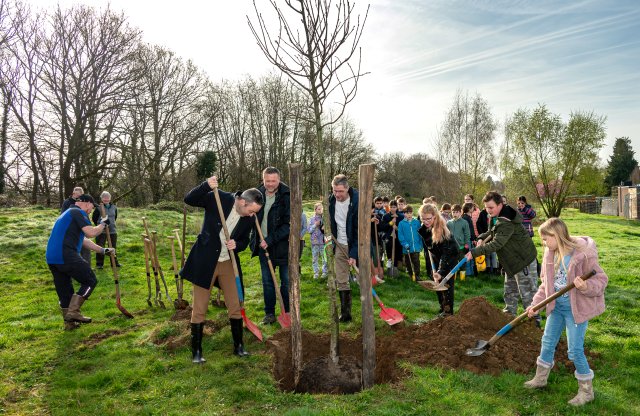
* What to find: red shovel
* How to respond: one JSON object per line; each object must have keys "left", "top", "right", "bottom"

{"left": 352, "top": 265, "right": 404, "bottom": 326}
{"left": 254, "top": 217, "right": 291, "bottom": 328}
{"left": 212, "top": 187, "right": 263, "bottom": 342}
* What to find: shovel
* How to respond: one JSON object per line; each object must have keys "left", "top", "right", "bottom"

{"left": 388, "top": 220, "right": 399, "bottom": 277}
{"left": 141, "top": 234, "right": 153, "bottom": 307}
{"left": 212, "top": 186, "right": 263, "bottom": 342}
{"left": 418, "top": 257, "right": 467, "bottom": 291}
{"left": 466, "top": 269, "right": 597, "bottom": 357}
{"left": 352, "top": 264, "right": 404, "bottom": 326}
{"left": 99, "top": 204, "right": 133, "bottom": 318}
{"left": 254, "top": 217, "right": 291, "bottom": 328}
{"left": 168, "top": 236, "right": 189, "bottom": 309}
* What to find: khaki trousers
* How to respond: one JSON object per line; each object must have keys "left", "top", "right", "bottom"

{"left": 334, "top": 242, "right": 354, "bottom": 291}
{"left": 191, "top": 260, "right": 241, "bottom": 323}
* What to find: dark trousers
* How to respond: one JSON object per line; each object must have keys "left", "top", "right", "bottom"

{"left": 259, "top": 253, "right": 289, "bottom": 315}
{"left": 49, "top": 259, "right": 98, "bottom": 308}
{"left": 403, "top": 252, "right": 421, "bottom": 279}
{"left": 385, "top": 236, "right": 403, "bottom": 266}
{"left": 96, "top": 233, "right": 118, "bottom": 267}
{"left": 436, "top": 269, "right": 455, "bottom": 314}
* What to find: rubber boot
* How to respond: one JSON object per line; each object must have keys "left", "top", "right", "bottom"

{"left": 338, "top": 290, "right": 352, "bottom": 322}
{"left": 568, "top": 379, "right": 594, "bottom": 406}
{"left": 524, "top": 364, "right": 551, "bottom": 389}
{"left": 66, "top": 294, "right": 92, "bottom": 323}
{"left": 60, "top": 308, "right": 79, "bottom": 331}
{"left": 191, "top": 322, "right": 206, "bottom": 364}
{"left": 230, "top": 318, "right": 249, "bottom": 357}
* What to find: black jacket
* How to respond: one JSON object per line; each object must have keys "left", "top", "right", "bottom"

{"left": 477, "top": 209, "right": 490, "bottom": 235}
{"left": 180, "top": 182, "right": 253, "bottom": 290}
{"left": 250, "top": 182, "right": 291, "bottom": 266}
{"left": 462, "top": 214, "right": 476, "bottom": 242}
{"left": 418, "top": 225, "right": 459, "bottom": 276}
{"left": 60, "top": 197, "right": 76, "bottom": 213}
{"left": 328, "top": 187, "right": 359, "bottom": 260}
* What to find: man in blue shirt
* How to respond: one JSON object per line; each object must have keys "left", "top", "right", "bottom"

{"left": 46, "top": 194, "right": 114, "bottom": 330}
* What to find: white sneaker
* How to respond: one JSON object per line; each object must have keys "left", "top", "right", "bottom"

{"left": 386, "top": 260, "right": 392, "bottom": 268}
{"left": 313, "top": 274, "right": 319, "bottom": 279}
{"left": 375, "top": 275, "right": 385, "bottom": 284}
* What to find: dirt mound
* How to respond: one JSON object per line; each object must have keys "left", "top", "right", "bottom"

{"left": 268, "top": 296, "right": 583, "bottom": 394}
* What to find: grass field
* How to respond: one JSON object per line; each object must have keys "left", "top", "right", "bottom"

{"left": 0, "top": 206, "right": 638, "bottom": 415}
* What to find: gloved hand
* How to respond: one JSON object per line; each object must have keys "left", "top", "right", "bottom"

{"left": 103, "top": 247, "right": 115, "bottom": 256}
{"left": 100, "top": 217, "right": 111, "bottom": 226}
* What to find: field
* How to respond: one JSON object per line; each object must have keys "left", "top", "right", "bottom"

{"left": 0, "top": 206, "right": 638, "bottom": 415}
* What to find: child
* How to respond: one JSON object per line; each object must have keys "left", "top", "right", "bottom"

{"left": 447, "top": 204, "right": 471, "bottom": 257}
{"left": 380, "top": 200, "right": 404, "bottom": 269}
{"left": 398, "top": 205, "right": 422, "bottom": 280}
{"left": 373, "top": 196, "right": 386, "bottom": 218}
{"left": 462, "top": 202, "right": 477, "bottom": 242}
{"left": 308, "top": 203, "right": 327, "bottom": 279}
{"left": 397, "top": 197, "right": 407, "bottom": 214}
{"left": 418, "top": 204, "right": 459, "bottom": 316}
{"left": 382, "top": 196, "right": 391, "bottom": 213}
{"left": 524, "top": 217, "right": 608, "bottom": 406}
{"left": 517, "top": 195, "right": 536, "bottom": 237}
{"left": 440, "top": 203, "right": 452, "bottom": 222}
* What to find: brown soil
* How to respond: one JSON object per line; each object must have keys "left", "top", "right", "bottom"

{"left": 268, "top": 296, "right": 587, "bottom": 394}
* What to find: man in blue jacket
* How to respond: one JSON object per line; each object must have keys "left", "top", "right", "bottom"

{"left": 328, "top": 174, "right": 359, "bottom": 322}
{"left": 251, "top": 167, "right": 291, "bottom": 325}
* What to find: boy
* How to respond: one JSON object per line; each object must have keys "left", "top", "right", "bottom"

{"left": 440, "top": 203, "right": 452, "bottom": 222}
{"left": 447, "top": 204, "right": 471, "bottom": 258}
{"left": 382, "top": 196, "right": 391, "bottom": 213}
{"left": 397, "top": 205, "right": 422, "bottom": 280}
{"left": 380, "top": 200, "right": 404, "bottom": 270}
{"left": 397, "top": 197, "right": 407, "bottom": 214}
{"left": 462, "top": 202, "right": 477, "bottom": 242}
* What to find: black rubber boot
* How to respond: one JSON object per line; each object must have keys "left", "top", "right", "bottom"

{"left": 338, "top": 290, "right": 352, "bottom": 322}
{"left": 230, "top": 318, "right": 250, "bottom": 357}
{"left": 191, "top": 322, "right": 206, "bottom": 364}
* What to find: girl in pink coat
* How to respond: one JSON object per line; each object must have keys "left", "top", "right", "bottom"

{"left": 524, "top": 217, "right": 608, "bottom": 406}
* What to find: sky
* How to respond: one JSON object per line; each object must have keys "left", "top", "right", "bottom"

{"left": 27, "top": 0, "right": 640, "bottom": 164}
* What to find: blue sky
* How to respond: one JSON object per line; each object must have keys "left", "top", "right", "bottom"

{"left": 30, "top": 0, "right": 640, "bottom": 164}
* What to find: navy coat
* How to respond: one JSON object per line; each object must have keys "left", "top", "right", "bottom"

{"left": 250, "top": 182, "right": 291, "bottom": 266}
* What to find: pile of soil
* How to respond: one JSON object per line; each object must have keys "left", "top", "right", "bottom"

{"left": 268, "top": 296, "right": 585, "bottom": 394}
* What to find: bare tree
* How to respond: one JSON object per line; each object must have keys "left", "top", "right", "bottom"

{"left": 249, "top": 0, "right": 369, "bottom": 365}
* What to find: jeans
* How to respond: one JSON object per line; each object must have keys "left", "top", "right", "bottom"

{"left": 259, "top": 253, "right": 289, "bottom": 315}
{"left": 539, "top": 295, "right": 592, "bottom": 378}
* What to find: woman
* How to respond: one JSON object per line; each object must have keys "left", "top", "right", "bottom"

{"left": 417, "top": 204, "right": 459, "bottom": 316}
{"left": 524, "top": 218, "right": 608, "bottom": 406}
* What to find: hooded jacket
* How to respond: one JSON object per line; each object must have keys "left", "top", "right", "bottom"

{"left": 470, "top": 204, "right": 537, "bottom": 276}
{"left": 398, "top": 218, "right": 422, "bottom": 254}
{"left": 531, "top": 236, "right": 607, "bottom": 324}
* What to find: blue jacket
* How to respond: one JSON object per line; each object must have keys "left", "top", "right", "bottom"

{"left": 329, "top": 187, "right": 359, "bottom": 260}
{"left": 397, "top": 218, "right": 422, "bottom": 254}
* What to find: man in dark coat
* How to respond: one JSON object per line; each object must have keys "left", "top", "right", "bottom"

{"left": 180, "top": 176, "right": 263, "bottom": 362}
{"left": 61, "top": 186, "right": 92, "bottom": 266}
{"left": 250, "top": 167, "right": 291, "bottom": 325}
{"left": 328, "top": 174, "right": 359, "bottom": 322}
{"left": 466, "top": 191, "right": 540, "bottom": 322}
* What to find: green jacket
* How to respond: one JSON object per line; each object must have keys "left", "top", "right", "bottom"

{"left": 447, "top": 217, "right": 470, "bottom": 250}
{"left": 470, "top": 204, "right": 537, "bottom": 276}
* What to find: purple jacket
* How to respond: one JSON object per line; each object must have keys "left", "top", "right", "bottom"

{"left": 308, "top": 214, "right": 325, "bottom": 246}
{"left": 531, "top": 236, "right": 608, "bottom": 324}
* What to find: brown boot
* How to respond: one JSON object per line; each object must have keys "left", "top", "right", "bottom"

{"left": 60, "top": 308, "right": 80, "bottom": 330}
{"left": 568, "top": 379, "right": 594, "bottom": 406}
{"left": 524, "top": 363, "right": 551, "bottom": 389}
{"left": 66, "top": 294, "right": 92, "bottom": 323}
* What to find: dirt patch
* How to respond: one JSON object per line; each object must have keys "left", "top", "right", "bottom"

{"left": 82, "top": 328, "right": 129, "bottom": 348}
{"left": 268, "top": 296, "right": 590, "bottom": 394}
{"left": 153, "top": 316, "right": 228, "bottom": 351}
{"left": 170, "top": 306, "right": 193, "bottom": 321}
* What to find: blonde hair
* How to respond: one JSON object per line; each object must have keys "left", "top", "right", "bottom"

{"left": 314, "top": 202, "right": 322, "bottom": 210}
{"left": 418, "top": 203, "right": 450, "bottom": 243}
{"left": 538, "top": 217, "right": 582, "bottom": 272}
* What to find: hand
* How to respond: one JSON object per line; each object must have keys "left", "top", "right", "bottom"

{"left": 526, "top": 305, "right": 537, "bottom": 318}
{"left": 348, "top": 258, "right": 356, "bottom": 267}
{"left": 464, "top": 243, "right": 469, "bottom": 250}
{"left": 465, "top": 252, "right": 473, "bottom": 261}
{"left": 372, "top": 217, "right": 379, "bottom": 224}
{"left": 103, "top": 247, "right": 115, "bottom": 256}
{"left": 226, "top": 239, "right": 236, "bottom": 251}
{"left": 574, "top": 276, "right": 588, "bottom": 292}
{"left": 433, "top": 272, "right": 442, "bottom": 282}
{"left": 260, "top": 239, "right": 268, "bottom": 249}
{"left": 315, "top": 219, "right": 321, "bottom": 226}
{"left": 207, "top": 175, "right": 218, "bottom": 189}
{"left": 476, "top": 238, "right": 484, "bottom": 247}
{"left": 100, "top": 217, "right": 110, "bottom": 226}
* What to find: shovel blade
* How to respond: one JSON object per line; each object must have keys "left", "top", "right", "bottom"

{"left": 241, "top": 309, "right": 263, "bottom": 342}
{"left": 465, "top": 347, "right": 488, "bottom": 356}
{"left": 379, "top": 307, "right": 404, "bottom": 325}
{"left": 278, "top": 312, "right": 291, "bottom": 329}
{"left": 417, "top": 280, "right": 450, "bottom": 291}
{"left": 116, "top": 301, "right": 134, "bottom": 319}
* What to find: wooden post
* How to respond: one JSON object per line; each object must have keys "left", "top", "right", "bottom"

{"left": 288, "top": 163, "right": 303, "bottom": 387}
{"left": 358, "top": 163, "right": 375, "bottom": 388}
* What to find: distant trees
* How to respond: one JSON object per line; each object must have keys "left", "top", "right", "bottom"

{"left": 604, "top": 137, "right": 637, "bottom": 192}
{"left": 502, "top": 105, "right": 606, "bottom": 217}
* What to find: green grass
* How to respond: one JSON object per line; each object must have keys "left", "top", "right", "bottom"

{"left": 0, "top": 207, "right": 638, "bottom": 415}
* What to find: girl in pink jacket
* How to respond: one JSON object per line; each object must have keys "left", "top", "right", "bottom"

{"left": 524, "top": 217, "right": 608, "bottom": 406}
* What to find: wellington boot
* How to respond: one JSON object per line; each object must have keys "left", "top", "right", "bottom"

{"left": 66, "top": 294, "right": 92, "bottom": 323}
{"left": 60, "top": 308, "right": 80, "bottom": 331}
{"left": 338, "top": 290, "right": 352, "bottom": 322}
{"left": 568, "top": 380, "right": 594, "bottom": 406}
{"left": 230, "top": 318, "right": 250, "bottom": 357}
{"left": 191, "top": 322, "right": 206, "bottom": 364}
{"left": 524, "top": 364, "right": 551, "bottom": 389}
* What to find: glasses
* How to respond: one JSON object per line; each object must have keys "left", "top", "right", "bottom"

{"left": 422, "top": 216, "right": 434, "bottom": 221}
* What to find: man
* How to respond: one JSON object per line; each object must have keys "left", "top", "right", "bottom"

{"left": 328, "top": 174, "right": 359, "bottom": 322}
{"left": 466, "top": 191, "right": 540, "bottom": 323}
{"left": 180, "top": 176, "right": 263, "bottom": 362}
{"left": 92, "top": 191, "right": 120, "bottom": 269}
{"left": 46, "top": 194, "right": 114, "bottom": 330}
{"left": 60, "top": 186, "right": 84, "bottom": 213}
{"left": 250, "top": 167, "right": 291, "bottom": 325}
